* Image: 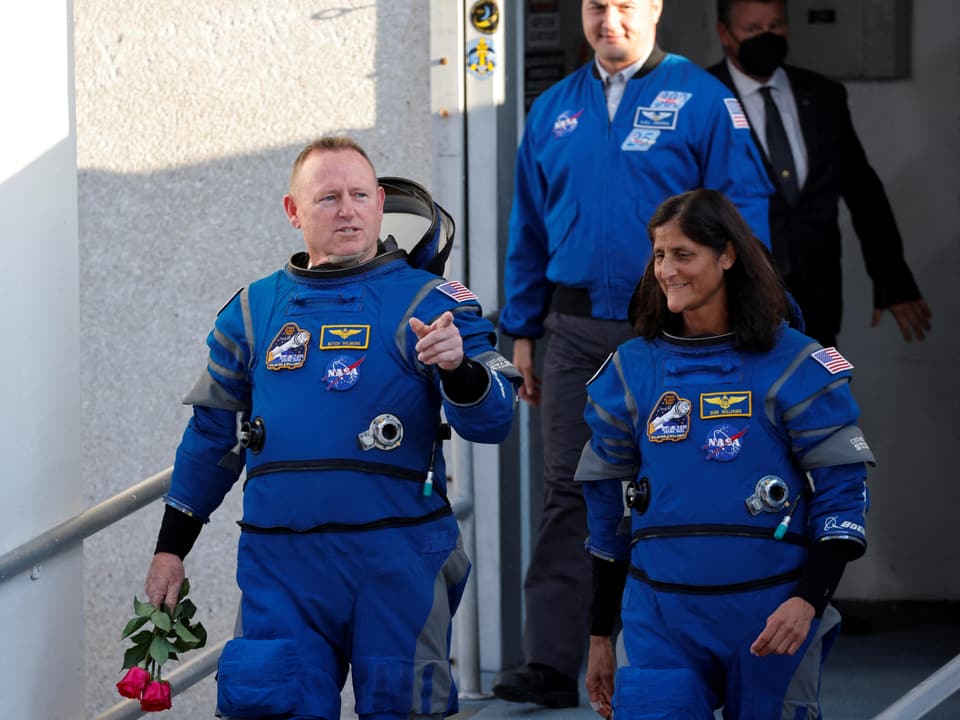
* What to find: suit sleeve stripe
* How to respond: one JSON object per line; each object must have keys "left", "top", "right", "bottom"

{"left": 213, "top": 327, "right": 246, "bottom": 366}
{"left": 208, "top": 357, "right": 245, "bottom": 380}
{"left": 782, "top": 377, "right": 850, "bottom": 423}
{"left": 239, "top": 287, "right": 255, "bottom": 370}
{"left": 789, "top": 423, "right": 847, "bottom": 441}
{"left": 394, "top": 278, "right": 445, "bottom": 365}
{"left": 765, "top": 340, "right": 820, "bottom": 424}
{"left": 575, "top": 442, "right": 638, "bottom": 482}
{"left": 611, "top": 351, "right": 641, "bottom": 428}
{"left": 587, "top": 396, "right": 633, "bottom": 434}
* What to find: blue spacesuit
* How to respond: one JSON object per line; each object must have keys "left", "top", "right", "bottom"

{"left": 167, "top": 249, "right": 518, "bottom": 719}
{"left": 575, "top": 328, "right": 872, "bottom": 719}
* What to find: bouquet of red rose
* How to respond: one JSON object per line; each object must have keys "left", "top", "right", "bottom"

{"left": 115, "top": 578, "right": 207, "bottom": 712}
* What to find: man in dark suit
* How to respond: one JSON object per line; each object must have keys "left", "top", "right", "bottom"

{"left": 708, "top": 0, "right": 931, "bottom": 347}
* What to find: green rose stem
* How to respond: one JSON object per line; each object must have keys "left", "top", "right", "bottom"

{"left": 119, "top": 578, "right": 207, "bottom": 692}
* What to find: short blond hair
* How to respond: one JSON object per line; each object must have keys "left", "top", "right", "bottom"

{"left": 288, "top": 136, "right": 377, "bottom": 193}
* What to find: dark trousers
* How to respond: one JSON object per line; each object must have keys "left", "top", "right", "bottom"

{"left": 522, "top": 312, "right": 635, "bottom": 678}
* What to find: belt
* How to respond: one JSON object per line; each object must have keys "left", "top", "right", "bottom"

{"left": 550, "top": 286, "right": 592, "bottom": 317}
{"left": 629, "top": 564, "right": 804, "bottom": 595}
{"left": 245, "top": 458, "right": 448, "bottom": 502}
{"left": 238, "top": 504, "right": 453, "bottom": 535}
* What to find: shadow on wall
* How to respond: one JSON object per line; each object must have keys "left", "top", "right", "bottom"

{"left": 80, "top": 0, "right": 432, "bottom": 720}
{"left": 80, "top": 4, "right": 435, "bottom": 717}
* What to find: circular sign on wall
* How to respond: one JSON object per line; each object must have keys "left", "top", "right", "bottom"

{"left": 470, "top": 1, "right": 500, "bottom": 34}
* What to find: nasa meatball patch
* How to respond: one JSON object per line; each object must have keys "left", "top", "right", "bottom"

{"left": 702, "top": 423, "right": 748, "bottom": 462}
{"left": 324, "top": 354, "right": 365, "bottom": 391}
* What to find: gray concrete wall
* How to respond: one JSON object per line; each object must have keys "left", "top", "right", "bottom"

{"left": 833, "top": 0, "right": 960, "bottom": 600}
{"left": 75, "top": 2, "right": 432, "bottom": 717}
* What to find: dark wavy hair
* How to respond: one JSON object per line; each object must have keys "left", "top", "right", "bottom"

{"left": 629, "top": 189, "right": 787, "bottom": 351}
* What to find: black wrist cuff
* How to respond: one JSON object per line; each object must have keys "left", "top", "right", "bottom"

{"left": 154, "top": 505, "right": 204, "bottom": 560}
{"left": 795, "top": 539, "right": 857, "bottom": 617}
{"left": 590, "top": 555, "right": 628, "bottom": 636}
{"left": 439, "top": 357, "right": 489, "bottom": 404}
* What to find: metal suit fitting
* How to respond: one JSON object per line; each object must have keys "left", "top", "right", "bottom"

{"left": 239, "top": 416, "right": 266, "bottom": 454}
{"left": 625, "top": 476, "right": 650, "bottom": 514}
{"left": 358, "top": 414, "right": 404, "bottom": 451}
{"left": 745, "top": 475, "right": 789, "bottom": 515}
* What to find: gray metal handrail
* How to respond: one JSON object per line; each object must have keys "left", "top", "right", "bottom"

{"left": 872, "top": 652, "right": 960, "bottom": 720}
{"left": 0, "top": 467, "right": 172, "bottom": 583}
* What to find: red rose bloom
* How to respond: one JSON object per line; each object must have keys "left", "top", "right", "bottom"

{"left": 117, "top": 580, "right": 206, "bottom": 713}
{"left": 140, "top": 680, "right": 173, "bottom": 712}
{"left": 116, "top": 666, "right": 150, "bottom": 699}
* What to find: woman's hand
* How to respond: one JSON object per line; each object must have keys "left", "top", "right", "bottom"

{"left": 750, "top": 596, "right": 815, "bottom": 656}
{"left": 586, "top": 635, "right": 616, "bottom": 718}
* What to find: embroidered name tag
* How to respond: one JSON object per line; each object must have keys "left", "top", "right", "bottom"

{"left": 634, "top": 107, "right": 678, "bottom": 130}
{"left": 700, "top": 391, "right": 752, "bottom": 419}
{"left": 320, "top": 325, "right": 370, "bottom": 349}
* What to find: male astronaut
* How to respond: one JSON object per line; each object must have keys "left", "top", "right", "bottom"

{"left": 143, "top": 136, "right": 519, "bottom": 720}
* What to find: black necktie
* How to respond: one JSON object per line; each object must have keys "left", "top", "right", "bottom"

{"left": 759, "top": 86, "right": 799, "bottom": 207}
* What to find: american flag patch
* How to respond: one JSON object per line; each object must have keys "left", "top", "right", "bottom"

{"left": 724, "top": 98, "right": 750, "bottom": 129}
{"left": 812, "top": 347, "right": 854, "bottom": 374}
{"left": 435, "top": 280, "right": 478, "bottom": 303}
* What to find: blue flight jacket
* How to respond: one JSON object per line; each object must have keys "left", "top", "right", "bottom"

{"left": 501, "top": 51, "right": 774, "bottom": 338}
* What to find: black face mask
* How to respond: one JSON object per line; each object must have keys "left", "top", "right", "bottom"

{"left": 736, "top": 31, "right": 788, "bottom": 78}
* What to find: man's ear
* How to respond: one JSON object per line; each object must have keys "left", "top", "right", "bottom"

{"left": 716, "top": 21, "right": 736, "bottom": 57}
{"left": 283, "top": 194, "right": 300, "bottom": 228}
{"left": 651, "top": 0, "right": 664, "bottom": 25}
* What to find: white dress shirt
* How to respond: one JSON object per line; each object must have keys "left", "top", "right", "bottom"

{"left": 596, "top": 54, "right": 650, "bottom": 121}
{"left": 725, "top": 58, "right": 808, "bottom": 189}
